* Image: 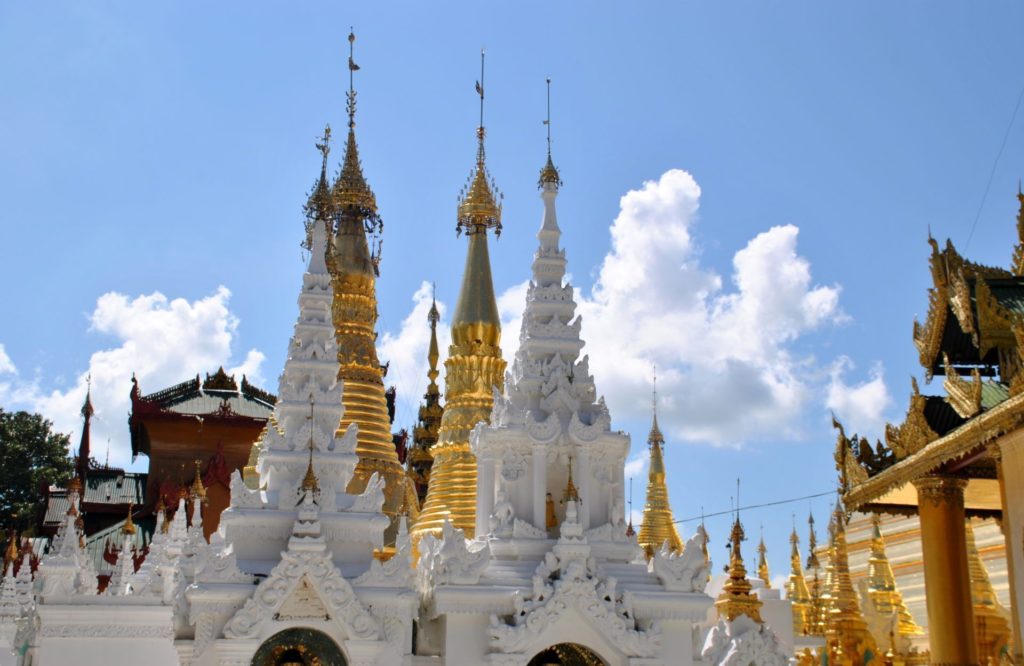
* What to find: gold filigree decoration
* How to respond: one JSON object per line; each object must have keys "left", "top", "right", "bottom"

{"left": 942, "top": 353, "right": 982, "bottom": 418}
{"left": 1012, "top": 189, "right": 1024, "bottom": 276}
{"left": 1011, "top": 323, "right": 1024, "bottom": 396}
{"left": 912, "top": 238, "right": 948, "bottom": 378}
{"left": 884, "top": 377, "right": 938, "bottom": 459}
{"left": 975, "top": 277, "right": 1018, "bottom": 358}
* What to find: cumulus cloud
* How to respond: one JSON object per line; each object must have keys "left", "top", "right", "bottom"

{"left": 496, "top": 169, "right": 845, "bottom": 446}
{"left": 1, "top": 287, "right": 264, "bottom": 469}
{"left": 825, "top": 356, "right": 891, "bottom": 440}
{"left": 0, "top": 345, "right": 15, "bottom": 375}
{"left": 624, "top": 449, "right": 649, "bottom": 479}
{"left": 378, "top": 282, "right": 453, "bottom": 430}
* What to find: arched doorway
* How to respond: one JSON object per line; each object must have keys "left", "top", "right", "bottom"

{"left": 251, "top": 627, "right": 347, "bottom": 666}
{"left": 527, "top": 642, "right": 608, "bottom": 666}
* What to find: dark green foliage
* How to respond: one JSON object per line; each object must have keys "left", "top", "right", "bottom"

{"left": 0, "top": 409, "right": 72, "bottom": 531}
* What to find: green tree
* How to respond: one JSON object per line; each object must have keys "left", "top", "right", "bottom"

{"left": 0, "top": 409, "right": 72, "bottom": 531}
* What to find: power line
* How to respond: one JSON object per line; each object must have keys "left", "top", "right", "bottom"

{"left": 964, "top": 83, "right": 1024, "bottom": 251}
{"left": 673, "top": 489, "right": 836, "bottom": 525}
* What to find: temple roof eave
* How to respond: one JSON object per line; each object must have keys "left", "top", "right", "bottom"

{"left": 844, "top": 390, "right": 1024, "bottom": 510}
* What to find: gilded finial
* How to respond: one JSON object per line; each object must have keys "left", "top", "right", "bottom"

{"left": 757, "top": 529, "right": 772, "bottom": 587}
{"left": 304, "top": 125, "right": 335, "bottom": 232}
{"left": 300, "top": 394, "right": 321, "bottom": 500}
{"left": 4, "top": 528, "right": 18, "bottom": 568}
{"left": 190, "top": 459, "right": 206, "bottom": 503}
{"left": 715, "top": 508, "right": 763, "bottom": 623}
{"left": 333, "top": 28, "right": 379, "bottom": 220}
{"left": 539, "top": 77, "right": 561, "bottom": 189}
{"left": 563, "top": 456, "right": 580, "bottom": 503}
{"left": 806, "top": 510, "right": 820, "bottom": 570}
{"left": 457, "top": 49, "right": 502, "bottom": 236}
{"left": 122, "top": 503, "right": 137, "bottom": 536}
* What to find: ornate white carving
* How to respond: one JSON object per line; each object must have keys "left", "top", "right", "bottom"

{"left": 487, "top": 542, "right": 660, "bottom": 658}
{"left": 512, "top": 519, "right": 547, "bottom": 540}
{"left": 649, "top": 530, "right": 711, "bottom": 593}
{"left": 417, "top": 520, "right": 490, "bottom": 592}
{"left": 223, "top": 547, "right": 380, "bottom": 640}
{"left": 354, "top": 518, "right": 414, "bottom": 589}
{"left": 349, "top": 471, "right": 385, "bottom": 513}
{"left": 500, "top": 449, "right": 528, "bottom": 482}
{"left": 700, "top": 615, "right": 790, "bottom": 666}
{"left": 230, "top": 469, "right": 263, "bottom": 508}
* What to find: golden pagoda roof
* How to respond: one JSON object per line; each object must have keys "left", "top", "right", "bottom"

{"left": 637, "top": 385, "right": 683, "bottom": 556}
{"left": 822, "top": 502, "right": 877, "bottom": 661}
{"left": 715, "top": 516, "right": 763, "bottom": 623}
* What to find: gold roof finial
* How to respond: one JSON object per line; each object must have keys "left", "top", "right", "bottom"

{"left": 333, "top": 28, "right": 378, "bottom": 217}
{"left": 637, "top": 367, "right": 683, "bottom": 556}
{"left": 822, "top": 499, "right": 877, "bottom": 660}
{"left": 757, "top": 529, "right": 772, "bottom": 587}
{"left": 786, "top": 516, "right": 813, "bottom": 635}
{"left": 304, "top": 125, "right": 335, "bottom": 234}
{"left": 4, "top": 528, "right": 18, "bottom": 568}
{"left": 122, "top": 503, "right": 137, "bottom": 536}
{"left": 563, "top": 456, "right": 580, "bottom": 503}
{"left": 190, "top": 459, "right": 206, "bottom": 503}
{"left": 539, "top": 77, "right": 561, "bottom": 189}
{"left": 715, "top": 495, "right": 764, "bottom": 623}
{"left": 456, "top": 49, "right": 502, "bottom": 236}
{"left": 300, "top": 394, "right": 321, "bottom": 500}
{"left": 863, "top": 514, "right": 922, "bottom": 639}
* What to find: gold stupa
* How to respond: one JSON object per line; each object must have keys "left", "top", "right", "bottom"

{"left": 862, "top": 514, "right": 923, "bottom": 643}
{"left": 785, "top": 524, "right": 813, "bottom": 636}
{"left": 822, "top": 503, "right": 877, "bottom": 665}
{"left": 637, "top": 393, "right": 683, "bottom": 557}
{"left": 412, "top": 52, "right": 506, "bottom": 539}
{"left": 965, "top": 520, "right": 1013, "bottom": 663}
{"left": 715, "top": 515, "right": 763, "bottom": 623}
{"left": 329, "top": 32, "right": 416, "bottom": 531}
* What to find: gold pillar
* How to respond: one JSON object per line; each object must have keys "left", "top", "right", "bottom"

{"left": 914, "top": 475, "right": 978, "bottom": 666}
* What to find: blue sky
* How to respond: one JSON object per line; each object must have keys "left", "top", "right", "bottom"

{"left": 2, "top": 2, "right": 1024, "bottom": 577}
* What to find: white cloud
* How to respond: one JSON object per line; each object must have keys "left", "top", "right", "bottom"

{"left": 377, "top": 282, "right": 452, "bottom": 430}
{"left": 0, "top": 345, "right": 15, "bottom": 375}
{"left": 496, "top": 168, "right": 845, "bottom": 446}
{"left": 825, "top": 356, "right": 891, "bottom": 440}
{"left": 624, "top": 449, "right": 650, "bottom": 479}
{"left": 1, "top": 287, "right": 264, "bottom": 468}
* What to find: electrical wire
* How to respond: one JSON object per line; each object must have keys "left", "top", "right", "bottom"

{"left": 673, "top": 489, "right": 836, "bottom": 525}
{"left": 964, "top": 83, "right": 1024, "bottom": 251}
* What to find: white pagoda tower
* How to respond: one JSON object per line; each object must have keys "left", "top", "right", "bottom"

{"left": 415, "top": 94, "right": 716, "bottom": 665}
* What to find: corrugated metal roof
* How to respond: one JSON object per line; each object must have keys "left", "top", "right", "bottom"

{"left": 164, "top": 392, "right": 273, "bottom": 419}
{"left": 84, "top": 517, "right": 154, "bottom": 574}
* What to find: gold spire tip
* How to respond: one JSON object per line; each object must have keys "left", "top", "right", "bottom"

{"left": 539, "top": 76, "right": 561, "bottom": 188}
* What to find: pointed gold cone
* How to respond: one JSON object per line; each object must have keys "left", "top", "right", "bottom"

{"left": 715, "top": 516, "right": 763, "bottom": 623}
{"left": 863, "top": 515, "right": 922, "bottom": 640}
{"left": 823, "top": 504, "right": 877, "bottom": 663}
{"left": 786, "top": 527, "right": 813, "bottom": 635}
{"left": 637, "top": 414, "right": 682, "bottom": 558}
{"left": 412, "top": 84, "right": 505, "bottom": 540}
{"left": 966, "top": 520, "right": 1012, "bottom": 663}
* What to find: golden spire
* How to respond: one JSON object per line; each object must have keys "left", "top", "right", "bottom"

{"left": 637, "top": 370, "right": 683, "bottom": 558}
{"left": 786, "top": 520, "right": 813, "bottom": 635}
{"left": 965, "top": 520, "right": 1012, "bottom": 663}
{"left": 757, "top": 531, "right": 772, "bottom": 587}
{"left": 190, "top": 459, "right": 207, "bottom": 504}
{"left": 456, "top": 50, "right": 502, "bottom": 236}
{"left": 822, "top": 501, "right": 877, "bottom": 663}
{"left": 122, "top": 503, "right": 137, "bottom": 536}
{"left": 563, "top": 456, "right": 580, "bottom": 503}
{"left": 333, "top": 29, "right": 378, "bottom": 218}
{"left": 805, "top": 511, "right": 827, "bottom": 636}
{"left": 3, "top": 529, "right": 17, "bottom": 569}
{"left": 715, "top": 511, "right": 764, "bottom": 623}
{"left": 538, "top": 77, "right": 561, "bottom": 189}
{"left": 325, "top": 31, "right": 411, "bottom": 538}
{"left": 863, "top": 514, "right": 922, "bottom": 640}
{"left": 300, "top": 394, "right": 321, "bottom": 501}
{"left": 304, "top": 125, "right": 335, "bottom": 239}
{"left": 406, "top": 288, "right": 444, "bottom": 505}
{"left": 413, "top": 51, "right": 507, "bottom": 540}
